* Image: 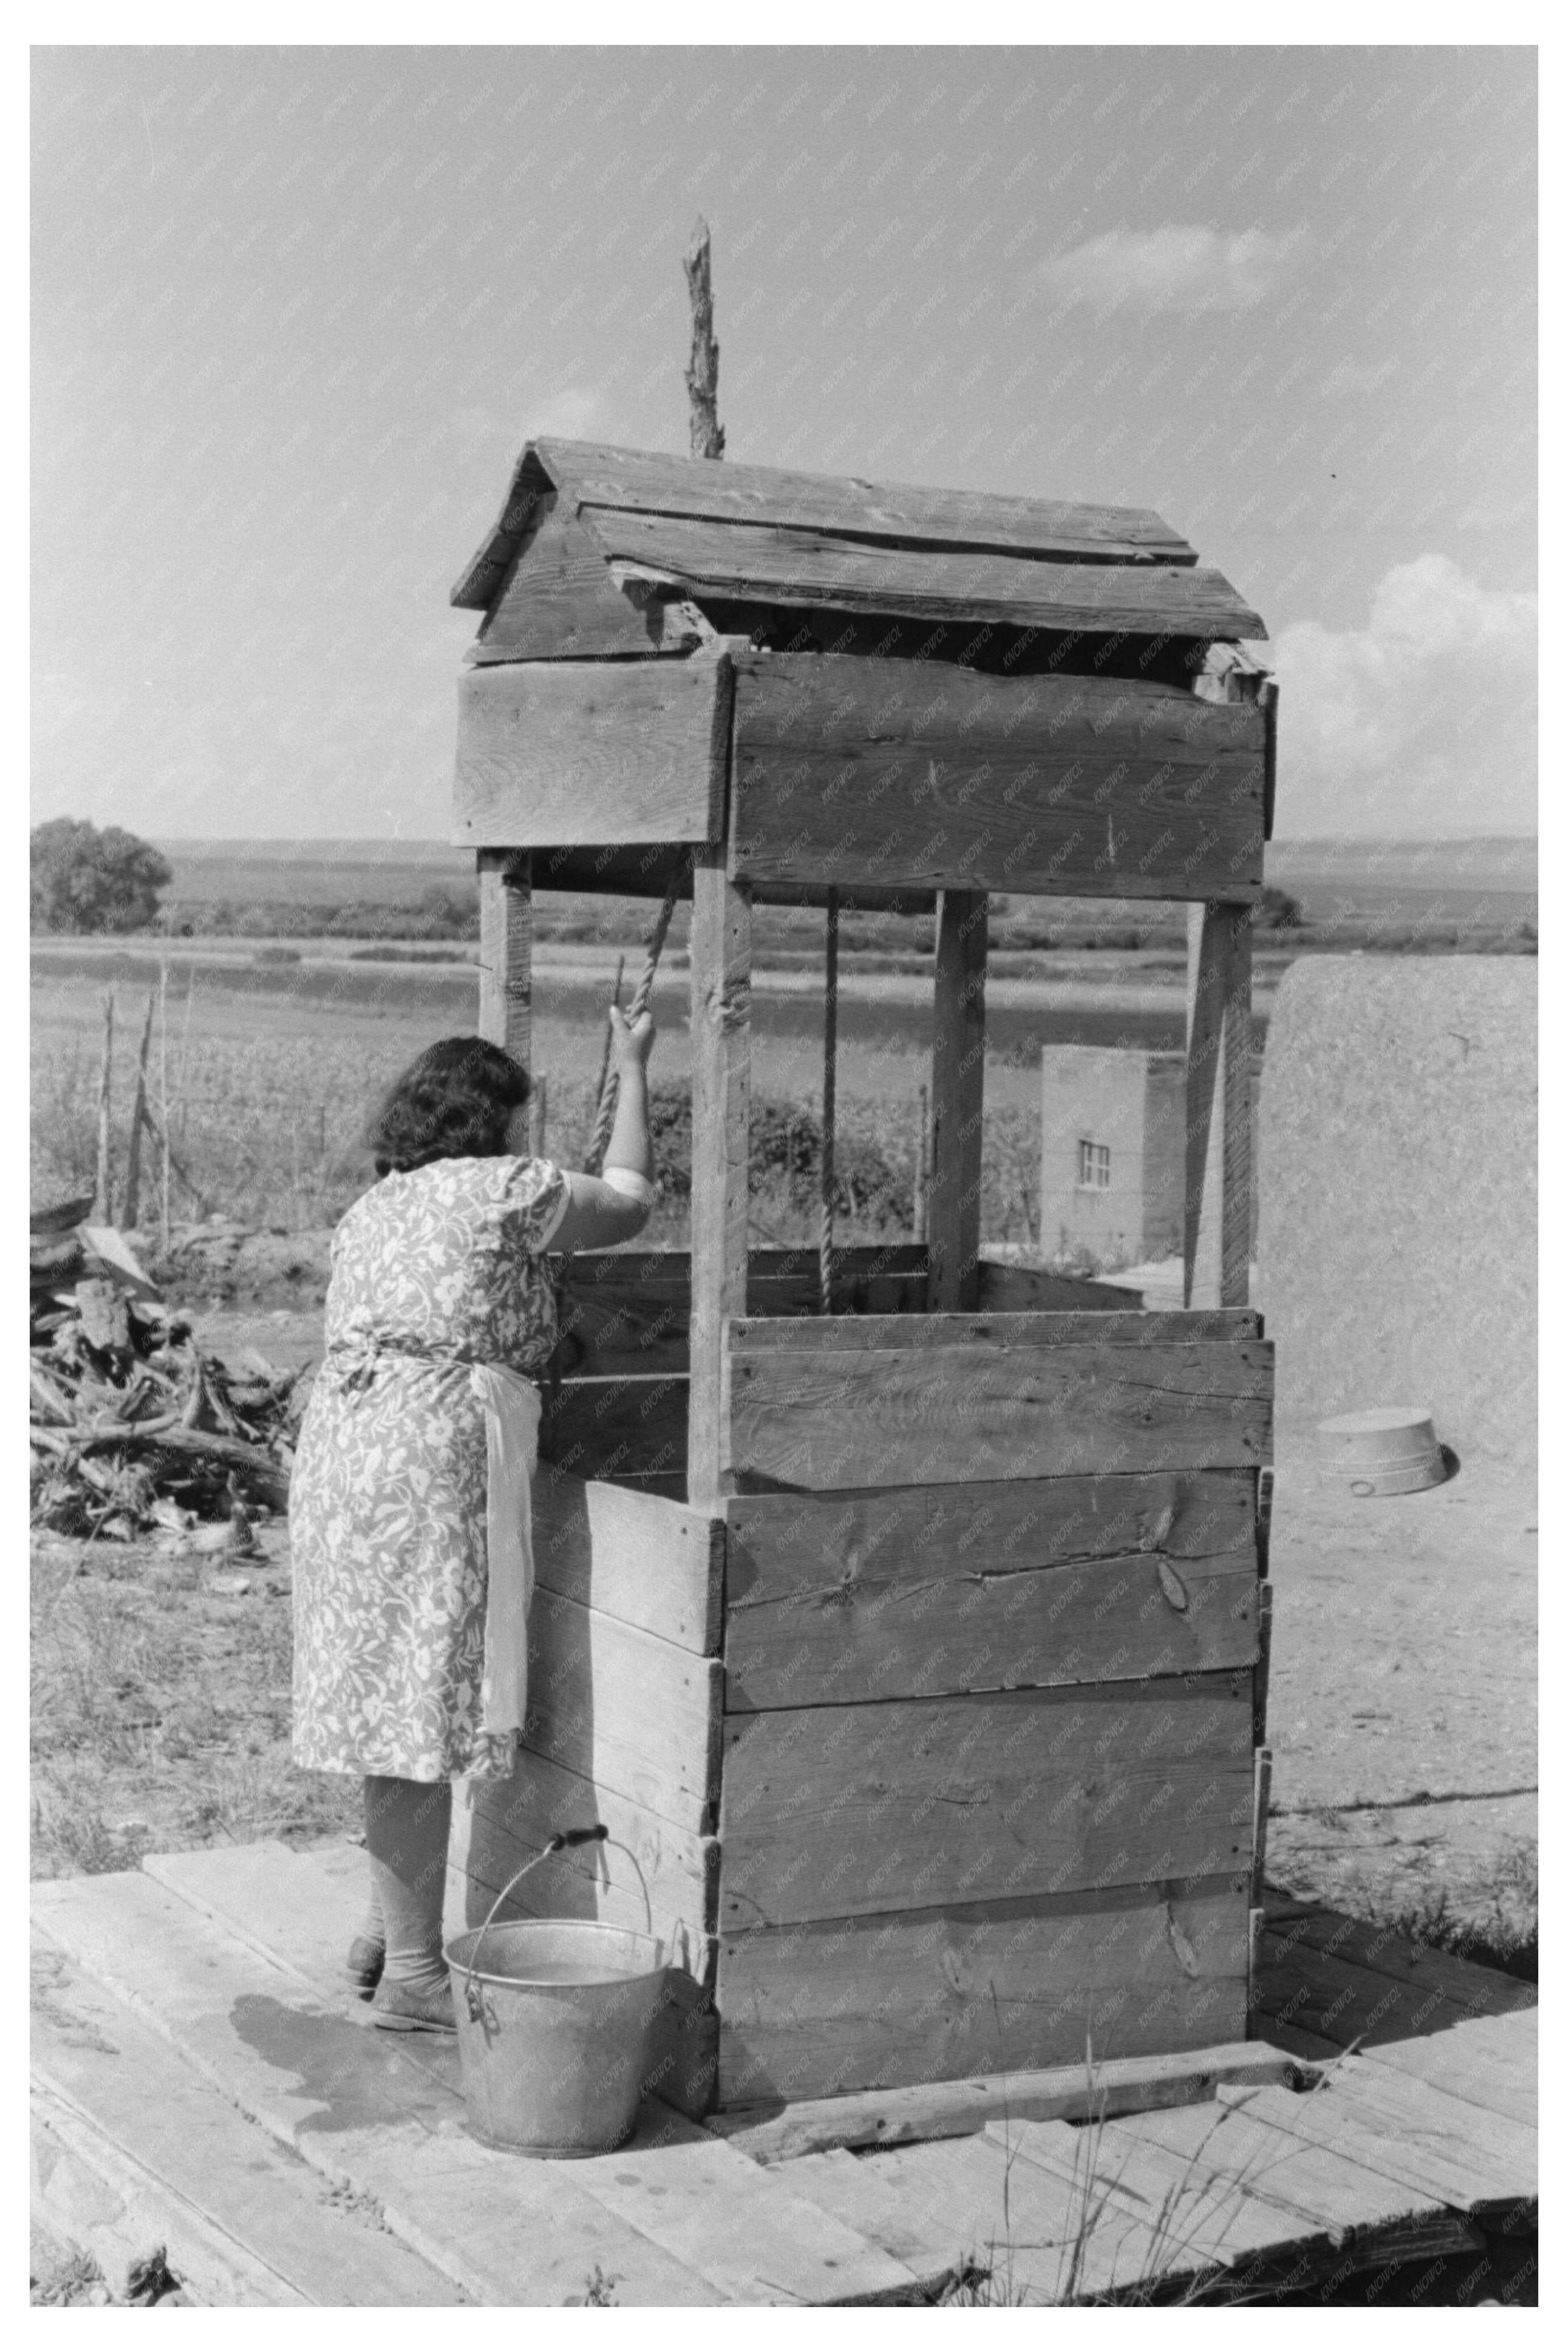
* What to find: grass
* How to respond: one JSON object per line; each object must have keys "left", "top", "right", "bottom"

{"left": 30, "top": 1537, "right": 358, "bottom": 1881}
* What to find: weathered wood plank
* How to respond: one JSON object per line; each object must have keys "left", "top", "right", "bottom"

{"left": 30, "top": 1929, "right": 460, "bottom": 2307}
{"left": 531, "top": 1462, "right": 723, "bottom": 1652}
{"left": 723, "top": 1538, "right": 1258, "bottom": 1709}
{"left": 724, "top": 1307, "right": 1263, "bottom": 1351}
{"left": 989, "top": 2114, "right": 1315, "bottom": 2281}
{"left": 711, "top": 2041, "right": 1312, "bottom": 2164}
{"left": 535, "top": 437, "right": 1199, "bottom": 564}
{"left": 539, "top": 1372, "right": 689, "bottom": 1487}
{"left": 571, "top": 2135, "right": 932, "bottom": 2306}
{"left": 1364, "top": 2026, "right": 1537, "bottom": 2129}
{"left": 470, "top": 490, "right": 697, "bottom": 663}
{"left": 524, "top": 1586, "right": 723, "bottom": 1834}
{"left": 723, "top": 1338, "right": 1274, "bottom": 1490}
{"left": 718, "top": 1674, "right": 1254, "bottom": 1924}
{"left": 771, "top": 2149, "right": 960, "bottom": 2286}
{"left": 715, "top": 1875, "right": 1249, "bottom": 2107}
{"left": 975, "top": 1260, "right": 1148, "bottom": 1314}
{"left": 1184, "top": 901, "right": 1253, "bottom": 1310}
{"left": 727, "top": 656, "right": 1267, "bottom": 903}
{"left": 33, "top": 1873, "right": 727, "bottom": 2308}
{"left": 476, "top": 848, "right": 531, "bottom": 1060}
{"left": 30, "top": 2082, "right": 307, "bottom": 2309}
{"left": 453, "top": 655, "right": 730, "bottom": 848}
{"left": 587, "top": 510, "right": 1262, "bottom": 637}
{"left": 927, "top": 888, "right": 987, "bottom": 1312}
{"left": 1122, "top": 2093, "right": 1465, "bottom": 2241}
{"left": 687, "top": 856, "right": 751, "bottom": 1504}
{"left": 1256, "top": 1923, "right": 1527, "bottom": 2052}
{"left": 550, "top": 1244, "right": 935, "bottom": 1380}
{"left": 1213, "top": 2078, "right": 1533, "bottom": 2218}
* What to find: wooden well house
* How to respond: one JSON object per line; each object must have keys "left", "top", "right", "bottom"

{"left": 445, "top": 438, "right": 1278, "bottom": 2124}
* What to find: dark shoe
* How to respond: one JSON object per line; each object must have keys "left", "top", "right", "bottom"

{"left": 369, "top": 1978, "right": 457, "bottom": 2035}
{"left": 346, "top": 1934, "right": 385, "bottom": 1996}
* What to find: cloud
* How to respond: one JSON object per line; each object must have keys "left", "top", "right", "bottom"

{"left": 1270, "top": 556, "right": 1537, "bottom": 836}
{"left": 527, "top": 383, "right": 612, "bottom": 438}
{"left": 1034, "top": 223, "right": 1309, "bottom": 315}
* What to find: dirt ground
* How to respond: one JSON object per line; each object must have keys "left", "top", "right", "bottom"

{"left": 31, "top": 1287, "right": 1538, "bottom": 1972}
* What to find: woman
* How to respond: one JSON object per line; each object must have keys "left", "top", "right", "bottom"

{"left": 288, "top": 1007, "right": 657, "bottom": 2031}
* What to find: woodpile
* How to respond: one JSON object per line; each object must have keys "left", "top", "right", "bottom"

{"left": 30, "top": 1208, "right": 300, "bottom": 1541}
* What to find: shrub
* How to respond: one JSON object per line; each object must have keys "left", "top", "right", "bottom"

{"left": 31, "top": 818, "right": 172, "bottom": 935}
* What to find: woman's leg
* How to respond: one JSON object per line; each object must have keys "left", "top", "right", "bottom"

{"left": 363, "top": 1774, "right": 452, "bottom": 2017}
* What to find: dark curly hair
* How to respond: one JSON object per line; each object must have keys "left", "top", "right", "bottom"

{"left": 366, "top": 1036, "right": 531, "bottom": 1176}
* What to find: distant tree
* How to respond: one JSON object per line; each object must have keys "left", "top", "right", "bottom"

{"left": 1256, "top": 885, "right": 1304, "bottom": 930}
{"left": 30, "top": 818, "right": 174, "bottom": 934}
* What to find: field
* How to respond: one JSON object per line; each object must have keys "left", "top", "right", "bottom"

{"left": 32, "top": 938, "right": 1233, "bottom": 1255}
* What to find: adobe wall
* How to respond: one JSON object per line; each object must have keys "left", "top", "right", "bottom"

{"left": 1256, "top": 958, "right": 1536, "bottom": 1464}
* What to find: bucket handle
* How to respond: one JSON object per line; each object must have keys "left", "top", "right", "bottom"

{"left": 460, "top": 1824, "right": 658, "bottom": 2026}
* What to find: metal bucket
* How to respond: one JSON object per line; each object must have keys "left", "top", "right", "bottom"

{"left": 445, "top": 1830, "right": 671, "bottom": 2158}
{"left": 1317, "top": 1406, "right": 1448, "bottom": 1497}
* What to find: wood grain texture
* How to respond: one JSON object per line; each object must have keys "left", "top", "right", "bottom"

{"left": 974, "top": 1259, "right": 1150, "bottom": 1314}
{"left": 687, "top": 857, "right": 752, "bottom": 1504}
{"left": 927, "top": 890, "right": 987, "bottom": 1312}
{"left": 712, "top": 2039, "right": 1307, "bottom": 2163}
{"left": 714, "top": 1873, "right": 1249, "bottom": 2106}
{"left": 717, "top": 1672, "right": 1254, "bottom": 1926}
{"left": 724, "top": 1307, "right": 1263, "bottom": 1351}
{"left": 584, "top": 510, "right": 1263, "bottom": 638}
{"left": 524, "top": 1586, "right": 723, "bottom": 1833}
{"left": 476, "top": 849, "right": 531, "bottom": 1058}
{"left": 30, "top": 1931, "right": 457, "bottom": 2308}
{"left": 539, "top": 1371, "right": 689, "bottom": 1488}
{"left": 1221, "top": 2074, "right": 1534, "bottom": 2216}
{"left": 726, "top": 655, "right": 1268, "bottom": 903}
{"left": 531, "top": 1461, "right": 723, "bottom": 1652}
{"left": 1184, "top": 900, "right": 1253, "bottom": 1309}
{"left": 452, "top": 655, "right": 731, "bottom": 848}
{"left": 723, "top": 1532, "right": 1258, "bottom": 1709}
{"left": 550, "top": 1244, "right": 934, "bottom": 1380}
{"left": 723, "top": 1464, "right": 1260, "bottom": 1717}
{"left": 533, "top": 437, "right": 1199, "bottom": 563}
{"left": 468, "top": 491, "right": 679, "bottom": 662}
{"left": 723, "top": 1337, "right": 1275, "bottom": 1490}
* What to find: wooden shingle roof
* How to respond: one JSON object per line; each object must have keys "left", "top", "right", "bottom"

{"left": 453, "top": 440, "right": 1266, "bottom": 653}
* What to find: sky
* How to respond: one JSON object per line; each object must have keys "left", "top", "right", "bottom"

{"left": 32, "top": 44, "right": 1538, "bottom": 842}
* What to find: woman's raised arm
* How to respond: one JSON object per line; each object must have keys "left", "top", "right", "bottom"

{"left": 550, "top": 1006, "right": 658, "bottom": 1255}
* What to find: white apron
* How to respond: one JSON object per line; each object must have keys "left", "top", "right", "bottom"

{"left": 468, "top": 1363, "right": 542, "bottom": 1736}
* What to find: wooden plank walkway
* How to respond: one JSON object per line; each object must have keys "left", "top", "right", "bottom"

{"left": 31, "top": 1843, "right": 1536, "bottom": 2306}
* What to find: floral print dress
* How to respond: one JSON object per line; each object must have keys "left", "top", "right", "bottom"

{"left": 290, "top": 1154, "right": 568, "bottom": 1783}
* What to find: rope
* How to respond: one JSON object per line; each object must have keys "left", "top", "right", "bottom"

{"left": 582, "top": 872, "right": 683, "bottom": 1176}
{"left": 820, "top": 888, "right": 839, "bottom": 1315}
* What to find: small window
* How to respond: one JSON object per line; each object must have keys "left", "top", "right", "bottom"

{"left": 1077, "top": 1139, "right": 1111, "bottom": 1190}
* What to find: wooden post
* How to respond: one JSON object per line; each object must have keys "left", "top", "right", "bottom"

{"left": 120, "top": 989, "right": 157, "bottom": 1229}
{"left": 1183, "top": 900, "right": 1253, "bottom": 1309}
{"left": 528, "top": 1074, "right": 548, "bottom": 1159}
{"left": 820, "top": 888, "right": 839, "bottom": 1314}
{"left": 477, "top": 850, "right": 533, "bottom": 1062}
{"left": 93, "top": 991, "right": 115, "bottom": 1222}
{"left": 687, "top": 855, "right": 751, "bottom": 1502}
{"left": 927, "top": 889, "right": 988, "bottom": 1313}
{"left": 913, "top": 1083, "right": 929, "bottom": 1244}
{"left": 157, "top": 961, "right": 171, "bottom": 1253}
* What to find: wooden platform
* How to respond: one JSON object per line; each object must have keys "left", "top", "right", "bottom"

{"left": 32, "top": 1845, "right": 1536, "bottom": 2307}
